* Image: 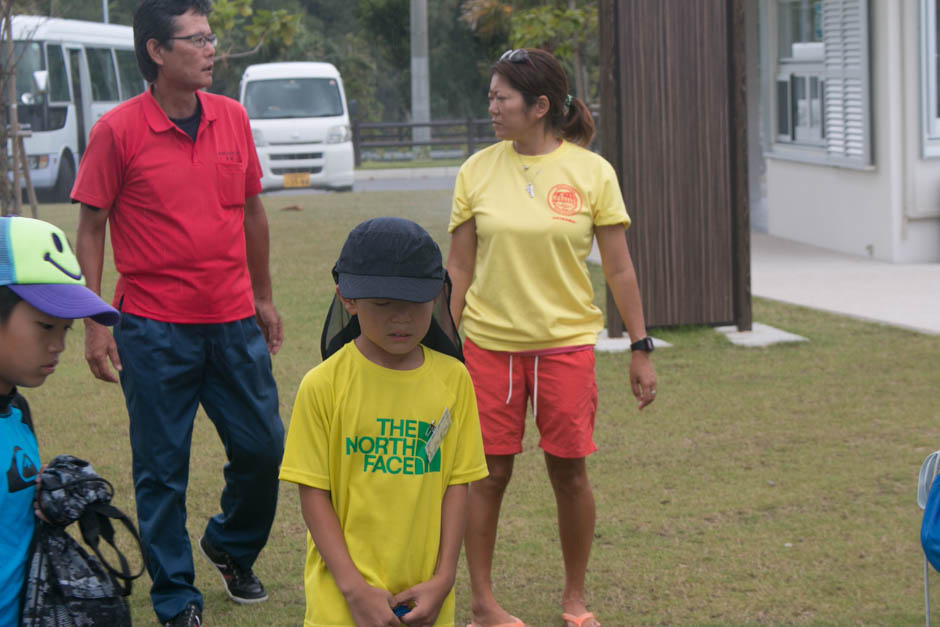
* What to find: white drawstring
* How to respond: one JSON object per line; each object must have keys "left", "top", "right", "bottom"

{"left": 532, "top": 356, "right": 539, "bottom": 418}
{"left": 505, "top": 354, "right": 514, "bottom": 404}
{"left": 504, "top": 354, "right": 539, "bottom": 417}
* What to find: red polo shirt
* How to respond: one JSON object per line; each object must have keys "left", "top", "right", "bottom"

{"left": 72, "top": 87, "right": 262, "bottom": 324}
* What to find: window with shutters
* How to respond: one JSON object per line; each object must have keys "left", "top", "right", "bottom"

{"left": 767, "top": 0, "right": 872, "bottom": 167}
{"left": 775, "top": 0, "right": 825, "bottom": 145}
{"left": 921, "top": 0, "right": 940, "bottom": 156}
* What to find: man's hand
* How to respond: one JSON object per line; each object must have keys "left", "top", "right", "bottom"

{"left": 344, "top": 582, "right": 401, "bottom": 627}
{"left": 630, "top": 351, "right": 657, "bottom": 410}
{"left": 84, "top": 320, "right": 121, "bottom": 383}
{"left": 255, "top": 300, "right": 283, "bottom": 355}
{"left": 391, "top": 574, "right": 453, "bottom": 627}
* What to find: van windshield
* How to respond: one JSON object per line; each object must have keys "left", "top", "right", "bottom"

{"left": 244, "top": 77, "right": 344, "bottom": 119}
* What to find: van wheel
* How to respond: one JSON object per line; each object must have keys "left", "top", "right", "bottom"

{"left": 334, "top": 185, "right": 353, "bottom": 193}
{"left": 53, "top": 155, "right": 75, "bottom": 203}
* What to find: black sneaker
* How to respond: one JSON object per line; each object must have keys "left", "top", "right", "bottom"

{"left": 163, "top": 602, "right": 201, "bottom": 627}
{"left": 198, "top": 535, "right": 269, "bottom": 604}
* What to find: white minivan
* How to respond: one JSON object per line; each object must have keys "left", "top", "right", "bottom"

{"left": 239, "top": 62, "right": 354, "bottom": 192}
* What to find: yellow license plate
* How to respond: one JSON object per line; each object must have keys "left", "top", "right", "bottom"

{"left": 283, "top": 172, "right": 311, "bottom": 188}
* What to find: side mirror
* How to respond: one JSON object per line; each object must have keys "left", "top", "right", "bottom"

{"left": 348, "top": 99, "right": 358, "bottom": 120}
{"left": 32, "top": 70, "right": 49, "bottom": 95}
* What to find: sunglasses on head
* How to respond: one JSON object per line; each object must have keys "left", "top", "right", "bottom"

{"left": 499, "top": 49, "right": 530, "bottom": 64}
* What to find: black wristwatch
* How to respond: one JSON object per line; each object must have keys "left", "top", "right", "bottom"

{"left": 630, "top": 337, "right": 654, "bottom": 353}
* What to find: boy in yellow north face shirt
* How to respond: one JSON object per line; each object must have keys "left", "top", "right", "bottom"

{"left": 280, "top": 217, "right": 488, "bottom": 627}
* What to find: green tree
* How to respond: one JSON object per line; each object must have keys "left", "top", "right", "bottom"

{"left": 287, "top": 1, "right": 386, "bottom": 121}
{"left": 207, "top": 0, "right": 299, "bottom": 96}
{"left": 10, "top": 0, "right": 510, "bottom": 129}
{"left": 210, "top": 0, "right": 297, "bottom": 61}
{"left": 428, "top": 0, "right": 494, "bottom": 120}
{"left": 208, "top": 0, "right": 385, "bottom": 120}
{"left": 460, "top": 0, "right": 598, "bottom": 104}
{"left": 511, "top": 0, "right": 596, "bottom": 103}
{"left": 279, "top": 0, "right": 388, "bottom": 121}
{"left": 460, "top": 0, "right": 512, "bottom": 40}
{"left": 458, "top": 0, "right": 512, "bottom": 84}
{"left": 354, "top": 0, "right": 409, "bottom": 121}
{"left": 348, "top": 0, "right": 495, "bottom": 122}
{"left": 35, "top": 0, "right": 136, "bottom": 25}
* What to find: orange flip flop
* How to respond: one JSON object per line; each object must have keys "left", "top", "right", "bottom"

{"left": 561, "top": 612, "right": 600, "bottom": 627}
{"left": 466, "top": 618, "right": 524, "bottom": 627}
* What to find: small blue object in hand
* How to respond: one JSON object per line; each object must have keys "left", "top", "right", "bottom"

{"left": 393, "top": 604, "right": 410, "bottom": 618}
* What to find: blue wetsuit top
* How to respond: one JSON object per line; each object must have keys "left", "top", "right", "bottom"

{"left": 0, "top": 388, "right": 38, "bottom": 626}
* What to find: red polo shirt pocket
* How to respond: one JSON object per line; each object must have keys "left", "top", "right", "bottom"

{"left": 217, "top": 162, "right": 246, "bottom": 208}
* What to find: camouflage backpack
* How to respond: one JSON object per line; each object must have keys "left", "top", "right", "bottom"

{"left": 21, "top": 455, "right": 144, "bottom": 627}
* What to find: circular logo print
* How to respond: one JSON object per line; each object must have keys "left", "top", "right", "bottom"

{"left": 547, "top": 184, "right": 582, "bottom": 216}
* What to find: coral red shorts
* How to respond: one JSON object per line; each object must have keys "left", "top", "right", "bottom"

{"left": 463, "top": 338, "right": 598, "bottom": 459}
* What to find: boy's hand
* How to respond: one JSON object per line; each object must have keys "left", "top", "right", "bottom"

{"left": 33, "top": 465, "right": 49, "bottom": 523}
{"left": 84, "top": 320, "right": 121, "bottom": 383}
{"left": 345, "top": 582, "right": 401, "bottom": 627}
{"left": 391, "top": 574, "right": 453, "bottom": 627}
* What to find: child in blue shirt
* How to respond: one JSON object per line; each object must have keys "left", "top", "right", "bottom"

{"left": 0, "top": 216, "right": 119, "bottom": 625}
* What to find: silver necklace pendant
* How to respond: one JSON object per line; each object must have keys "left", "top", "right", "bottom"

{"left": 517, "top": 152, "right": 538, "bottom": 198}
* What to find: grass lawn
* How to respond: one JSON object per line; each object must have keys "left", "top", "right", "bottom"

{"left": 26, "top": 192, "right": 940, "bottom": 626}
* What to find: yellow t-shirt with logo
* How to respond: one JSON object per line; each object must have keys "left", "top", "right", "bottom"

{"left": 449, "top": 140, "right": 631, "bottom": 352}
{"left": 280, "top": 342, "right": 488, "bottom": 627}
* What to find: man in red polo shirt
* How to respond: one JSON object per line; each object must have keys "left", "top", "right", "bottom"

{"left": 72, "top": 2, "right": 283, "bottom": 626}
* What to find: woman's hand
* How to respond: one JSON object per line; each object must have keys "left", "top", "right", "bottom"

{"left": 630, "top": 351, "right": 657, "bottom": 409}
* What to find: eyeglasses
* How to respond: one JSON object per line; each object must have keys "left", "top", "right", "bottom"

{"left": 499, "top": 49, "right": 530, "bottom": 64}
{"left": 167, "top": 33, "right": 218, "bottom": 48}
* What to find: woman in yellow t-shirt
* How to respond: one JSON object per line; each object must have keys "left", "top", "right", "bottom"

{"left": 447, "top": 48, "right": 657, "bottom": 627}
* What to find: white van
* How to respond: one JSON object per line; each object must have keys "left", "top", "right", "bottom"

{"left": 239, "top": 62, "right": 354, "bottom": 192}
{"left": 9, "top": 16, "right": 144, "bottom": 201}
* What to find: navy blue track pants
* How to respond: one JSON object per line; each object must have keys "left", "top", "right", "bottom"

{"left": 114, "top": 313, "right": 284, "bottom": 622}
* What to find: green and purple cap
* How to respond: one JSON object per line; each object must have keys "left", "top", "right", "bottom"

{"left": 0, "top": 216, "right": 119, "bottom": 325}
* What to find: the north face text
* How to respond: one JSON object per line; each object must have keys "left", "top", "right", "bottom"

{"left": 345, "top": 418, "right": 441, "bottom": 475}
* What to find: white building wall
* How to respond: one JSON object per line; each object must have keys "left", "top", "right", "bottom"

{"left": 902, "top": 1, "right": 940, "bottom": 262}
{"left": 764, "top": 0, "right": 940, "bottom": 262}
{"left": 765, "top": 159, "right": 893, "bottom": 259}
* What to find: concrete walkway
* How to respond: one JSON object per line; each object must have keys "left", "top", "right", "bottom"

{"left": 751, "top": 232, "right": 940, "bottom": 335}
{"left": 586, "top": 230, "right": 939, "bottom": 342}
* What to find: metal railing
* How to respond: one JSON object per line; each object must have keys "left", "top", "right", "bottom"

{"left": 351, "top": 117, "right": 497, "bottom": 166}
{"left": 351, "top": 111, "right": 602, "bottom": 166}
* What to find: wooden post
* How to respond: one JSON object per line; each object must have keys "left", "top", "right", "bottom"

{"left": 3, "top": 2, "right": 22, "bottom": 216}
{"left": 599, "top": 0, "right": 627, "bottom": 338}
{"left": 352, "top": 118, "right": 361, "bottom": 166}
{"left": 18, "top": 133, "right": 37, "bottom": 217}
{"left": 729, "top": 0, "right": 752, "bottom": 331}
{"left": 598, "top": 0, "right": 751, "bottom": 330}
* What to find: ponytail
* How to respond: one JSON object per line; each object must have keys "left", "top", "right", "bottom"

{"left": 560, "top": 96, "right": 595, "bottom": 148}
